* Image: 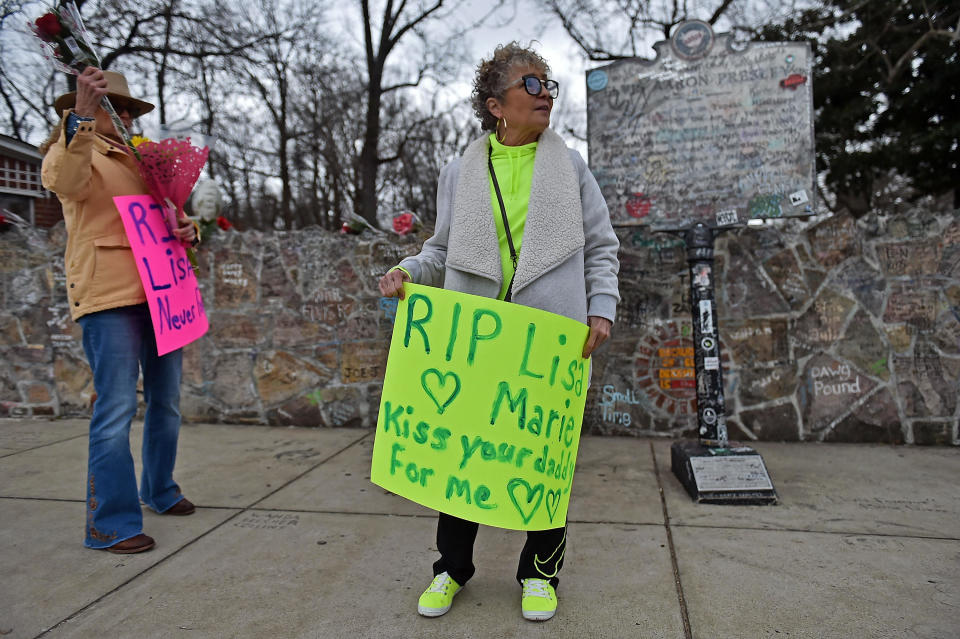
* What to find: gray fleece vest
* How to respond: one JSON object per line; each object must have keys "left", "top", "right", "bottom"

{"left": 445, "top": 128, "right": 585, "bottom": 295}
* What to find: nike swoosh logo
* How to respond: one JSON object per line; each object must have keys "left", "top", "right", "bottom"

{"left": 533, "top": 531, "right": 567, "bottom": 578}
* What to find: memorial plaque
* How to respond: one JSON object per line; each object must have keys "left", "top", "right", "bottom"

{"left": 689, "top": 455, "right": 774, "bottom": 491}
{"left": 671, "top": 440, "right": 778, "bottom": 504}
{"left": 586, "top": 23, "right": 815, "bottom": 229}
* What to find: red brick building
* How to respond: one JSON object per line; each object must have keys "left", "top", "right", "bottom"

{"left": 0, "top": 133, "right": 63, "bottom": 228}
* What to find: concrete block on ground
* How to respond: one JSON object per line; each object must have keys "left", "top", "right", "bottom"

{"left": 259, "top": 435, "right": 429, "bottom": 517}
{"left": 0, "top": 418, "right": 86, "bottom": 457}
{"left": 35, "top": 513, "right": 682, "bottom": 639}
{"left": 656, "top": 441, "right": 960, "bottom": 538}
{"left": 567, "top": 436, "right": 664, "bottom": 525}
{"left": 171, "top": 424, "right": 368, "bottom": 508}
{"left": 0, "top": 498, "right": 238, "bottom": 639}
{"left": 0, "top": 422, "right": 368, "bottom": 506}
{"left": 673, "top": 527, "right": 959, "bottom": 639}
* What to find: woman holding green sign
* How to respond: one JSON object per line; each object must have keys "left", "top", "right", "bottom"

{"left": 379, "top": 42, "right": 620, "bottom": 622}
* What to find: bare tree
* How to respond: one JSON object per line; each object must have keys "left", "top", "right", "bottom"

{"left": 0, "top": 0, "right": 285, "bottom": 138}
{"left": 0, "top": 0, "right": 511, "bottom": 233}
{"left": 85, "top": 0, "right": 283, "bottom": 121}
{"left": 377, "top": 94, "right": 478, "bottom": 227}
{"left": 356, "top": 0, "right": 505, "bottom": 225}
{"left": 539, "top": 0, "right": 767, "bottom": 60}
{"left": 294, "top": 56, "right": 367, "bottom": 231}
{"left": 0, "top": 0, "right": 61, "bottom": 139}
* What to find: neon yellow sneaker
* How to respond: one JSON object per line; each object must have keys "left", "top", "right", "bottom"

{"left": 417, "top": 572, "right": 462, "bottom": 617}
{"left": 521, "top": 578, "right": 557, "bottom": 621}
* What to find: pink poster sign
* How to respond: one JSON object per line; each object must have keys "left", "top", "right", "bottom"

{"left": 113, "top": 195, "right": 208, "bottom": 356}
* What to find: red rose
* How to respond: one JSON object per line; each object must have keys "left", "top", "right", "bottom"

{"left": 392, "top": 212, "right": 414, "bottom": 235}
{"left": 216, "top": 215, "right": 233, "bottom": 230}
{"left": 34, "top": 13, "right": 63, "bottom": 41}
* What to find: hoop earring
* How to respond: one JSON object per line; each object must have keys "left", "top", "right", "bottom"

{"left": 496, "top": 117, "right": 507, "bottom": 143}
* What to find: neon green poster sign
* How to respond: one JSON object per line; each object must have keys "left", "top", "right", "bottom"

{"left": 370, "top": 284, "right": 590, "bottom": 531}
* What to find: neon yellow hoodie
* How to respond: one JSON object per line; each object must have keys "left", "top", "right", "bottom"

{"left": 487, "top": 133, "right": 537, "bottom": 300}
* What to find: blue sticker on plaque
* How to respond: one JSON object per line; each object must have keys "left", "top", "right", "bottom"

{"left": 587, "top": 70, "right": 608, "bottom": 92}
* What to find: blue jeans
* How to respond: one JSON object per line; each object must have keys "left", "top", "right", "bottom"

{"left": 78, "top": 304, "right": 185, "bottom": 548}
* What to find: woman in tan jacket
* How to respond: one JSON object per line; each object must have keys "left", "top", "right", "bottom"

{"left": 41, "top": 67, "right": 197, "bottom": 554}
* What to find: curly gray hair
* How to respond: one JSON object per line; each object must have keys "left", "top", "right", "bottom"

{"left": 471, "top": 42, "right": 550, "bottom": 131}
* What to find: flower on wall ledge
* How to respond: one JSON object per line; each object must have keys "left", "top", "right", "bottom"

{"left": 392, "top": 212, "right": 418, "bottom": 235}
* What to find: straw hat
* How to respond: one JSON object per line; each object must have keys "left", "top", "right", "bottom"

{"left": 53, "top": 70, "right": 154, "bottom": 117}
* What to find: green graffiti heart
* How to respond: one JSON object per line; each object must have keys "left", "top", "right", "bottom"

{"left": 507, "top": 478, "right": 545, "bottom": 525}
{"left": 545, "top": 488, "right": 563, "bottom": 523}
{"left": 420, "top": 369, "right": 461, "bottom": 415}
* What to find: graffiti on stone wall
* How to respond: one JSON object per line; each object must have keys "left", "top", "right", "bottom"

{"left": 634, "top": 321, "right": 697, "bottom": 418}
{"left": 884, "top": 286, "right": 938, "bottom": 333}
{"left": 220, "top": 263, "right": 248, "bottom": 287}
{"left": 799, "top": 355, "right": 877, "bottom": 432}
{"left": 877, "top": 241, "right": 941, "bottom": 277}
{"left": 301, "top": 288, "right": 356, "bottom": 325}
{"left": 809, "top": 361, "right": 863, "bottom": 397}
{"left": 379, "top": 297, "right": 398, "bottom": 323}
{"left": 597, "top": 384, "right": 643, "bottom": 426}
{"left": 341, "top": 341, "right": 389, "bottom": 383}
{"left": 359, "top": 241, "right": 413, "bottom": 279}
{"left": 1, "top": 209, "right": 958, "bottom": 444}
{"left": 724, "top": 319, "right": 790, "bottom": 365}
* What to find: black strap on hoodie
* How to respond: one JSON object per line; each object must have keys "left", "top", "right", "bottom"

{"left": 488, "top": 144, "right": 518, "bottom": 301}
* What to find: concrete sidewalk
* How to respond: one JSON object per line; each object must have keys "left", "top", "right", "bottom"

{"left": 0, "top": 418, "right": 957, "bottom": 639}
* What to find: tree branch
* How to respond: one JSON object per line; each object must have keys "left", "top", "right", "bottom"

{"left": 387, "top": 0, "right": 444, "bottom": 52}
{"left": 707, "top": 0, "right": 736, "bottom": 25}
{"left": 382, "top": 65, "right": 426, "bottom": 93}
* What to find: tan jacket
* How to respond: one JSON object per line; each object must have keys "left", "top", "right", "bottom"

{"left": 41, "top": 112, "right": 148, "bottom": 320}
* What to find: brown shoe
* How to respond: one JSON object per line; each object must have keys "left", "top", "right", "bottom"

{"left": 163, "top": 498, "right": 195, "bottom": 516}
{"left": 106, "top": 533, "right": 155, "bottom": 554}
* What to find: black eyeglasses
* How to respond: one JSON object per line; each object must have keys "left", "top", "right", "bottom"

{"left": 512, "top": 74, "right": 559, "bottom": 99}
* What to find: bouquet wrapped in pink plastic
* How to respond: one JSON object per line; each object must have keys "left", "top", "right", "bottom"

{"left": 133, "top": 136, "right": 209, "bottom": 229}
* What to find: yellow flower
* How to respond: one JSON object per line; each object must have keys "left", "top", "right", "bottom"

{"left": 130, "top": 135, "right": 151, "bottom": 147}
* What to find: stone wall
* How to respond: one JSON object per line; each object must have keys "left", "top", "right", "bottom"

{"left": 1, "top": 206, "right": 958, "bottom": 444}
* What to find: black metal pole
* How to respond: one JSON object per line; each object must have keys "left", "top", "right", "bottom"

{"left": 685, "top": 223, "right": 728, "bottom": 446}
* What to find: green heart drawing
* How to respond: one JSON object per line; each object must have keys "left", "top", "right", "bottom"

{"left": 507, "top": 478, "right": 545, "bottom": 525}
{"left": 420, "top": 369, "right": 461, "bottom": 415}
{"left": 545, "top": 488, "right": 563, "bottom": 523}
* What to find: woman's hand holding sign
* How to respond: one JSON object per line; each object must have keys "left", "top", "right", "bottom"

{"left": 379, "top": 268, "right": 411, "bottom": 300}
{"left": 582, "top": 316, "right": 612, "bottom": 358}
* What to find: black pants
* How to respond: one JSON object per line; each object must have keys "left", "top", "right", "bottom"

{"left": 433, "top": 512, "right": 566, "bottom": 588}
